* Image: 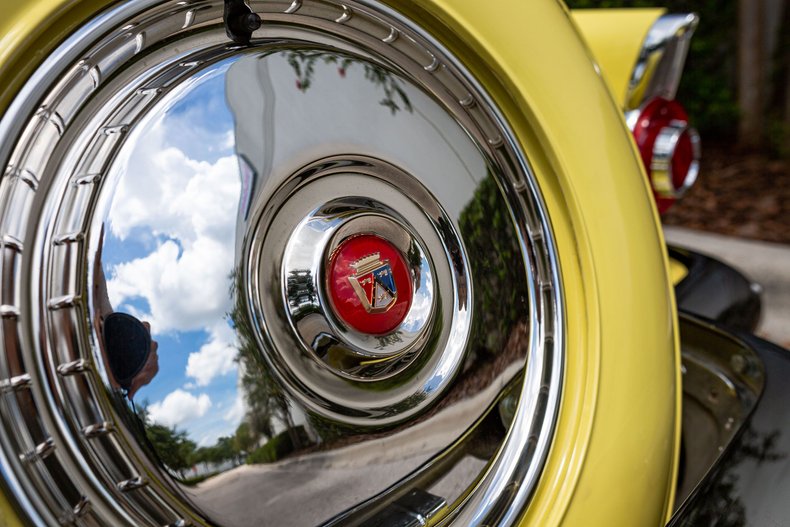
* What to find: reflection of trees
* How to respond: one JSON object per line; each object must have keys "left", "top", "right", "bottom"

{"left": 134, "top": 403, "right": 197, "bottom": 478}
{"left": 147, "top": 424, "right": 196, "bottom": 477}
{"left": 285, "top": 269, "right": 316, "bottom": 308}
{"left": 292, "top": 177, "right": 534, "bottom": 452}
{"left": 374, "top": 332, "right": 404, "bottom": 350}
{"left": 228, "top": 269, "right": 304, "bottom": 455}
{"left": 192, "top": 436, "right": 238, "bottom": 466}
{"left": 233, "top": 421, "right": 257, "bottom": 454}
{"left": 137, "top": 269, "right": 311, "bottom": 471}
{"left": 675, "top": 424, "right": 785, "bottom": 526}
{"left": 458, "top": 173, "right": 529, "bottom": 358}
{"left": 286, "top": 50, "right": 413, "bottom": 115}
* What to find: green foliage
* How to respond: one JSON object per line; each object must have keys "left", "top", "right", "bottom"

{"left": 246, "top": 427, "right": 310, "bottom": 464}
{"left": 136, "top": 401, "right": 245, "bottom": 477}
{"left": 146, "top": 423, "right": 196, "bottom": 475}
{"left": 189, "top": 435, "right": 238, "bottom": 466}
{"left": 228, "top": 268, "right": 309, "bottom": 450}
{"left": 178, "top": 473, "right": 214, "bottom": 487}
{"left": 233, "top": 421, "right": 258, "bottom": 454}
{"left": 458, "top": 175, "right": 528, "bottom": 357}
{"left": 285, "top": 50, "right": 413, "bottom": 115}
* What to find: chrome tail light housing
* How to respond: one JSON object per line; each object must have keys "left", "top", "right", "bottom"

{"left": 625, "top": 13, "right": 701, "bottom": 213}
{"left": 630, "top": 97, "right": 701, "bottom": 213}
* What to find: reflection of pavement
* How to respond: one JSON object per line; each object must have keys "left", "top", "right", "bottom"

{"left": 665, "top": 226, "right": 790, "bottom": 346}
{"left": 187, "top": 365, "right": 515, "bottom": 526}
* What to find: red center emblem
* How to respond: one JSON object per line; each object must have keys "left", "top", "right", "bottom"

{"left": 327, "top": 234, "right": 412, "bottom": 335}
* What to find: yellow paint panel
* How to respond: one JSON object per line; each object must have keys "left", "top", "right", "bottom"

{"left": 669, "top": 257, "right": 689, "bottom": 285}
{"left": 0, "top": 0, "right": 103, "bottom": 115}
{"left": 571, "top": 9, "right": 665, "bottom": 106}
{"left": 0, "top": 488, "right": 23, "bottom": 527}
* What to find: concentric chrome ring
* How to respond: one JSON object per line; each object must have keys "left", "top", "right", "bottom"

{"left": 249, "top": 156, "right": 470, "bottom": 423}
{"left": 0, "top": 1, "right": 563, "bottom": 526}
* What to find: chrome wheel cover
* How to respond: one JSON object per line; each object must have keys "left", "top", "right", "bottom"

{"left": 0, "top": 1, "right": 563, "bottom": 526}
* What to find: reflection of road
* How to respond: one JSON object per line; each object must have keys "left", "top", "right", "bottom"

{"left": 186, "top": 369, "right": 514, "bottom": 526}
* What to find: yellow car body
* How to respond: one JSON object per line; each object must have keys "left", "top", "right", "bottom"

{"left": 0, "top": 1, "right": 679, "bottom": 525}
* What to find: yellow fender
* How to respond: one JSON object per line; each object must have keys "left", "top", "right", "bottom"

{"left": 571, "top": 8, "right": 666, "bottom": 108}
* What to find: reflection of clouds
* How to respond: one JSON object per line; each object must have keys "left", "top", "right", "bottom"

{"left": 108, "top": 236, "right": 234, "bottom": 333}
{"left": 225, "top": 389, "right": 246, "bottom": 424}
{"left": 107, "top": 104, "right": 240, "bottom": 334}
{"left": 103, "top": 67, "right": 242, "bottom": 446}
{"left": 109, "top": 124, "right": 239, "bottom": 242}
{"left": 186, "top": 322, "right": 238, "bottom": 386}
{"left": 192, "top": 385, "right": 245, "bottom": 447}
{"left": 149, "top": 389, "right": 212, "bottom": 427}
{"left": 400, "top": 259, "right": 433, "bottom": 332}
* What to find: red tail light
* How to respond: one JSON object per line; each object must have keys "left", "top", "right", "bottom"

{"left": 630, "top": 97, "right": 701, "bottom": 213}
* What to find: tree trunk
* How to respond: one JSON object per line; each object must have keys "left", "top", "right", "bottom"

{"left": 738, "top": 0, "right": 765, "bottom": 149}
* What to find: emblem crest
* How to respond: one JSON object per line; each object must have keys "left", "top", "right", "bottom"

{"left": 347, "top": 252, "right": 398, "bottom": 313}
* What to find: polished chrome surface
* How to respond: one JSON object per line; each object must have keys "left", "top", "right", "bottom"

{"left": 650, "top": 120, "right": 701, "bottom": 199}
{"left": 675, "top": 314, "right": 764, "bottom": 509}
{"left": 626, "top": 13, "right": 699, "bottom": 111}
{"left": 250, "top": 152, "right": 469, "bottom": 423}
{"left": 283, "top": 201, "right": 436, "bottom": 361}
{"left": 0, "top": 1, "right": 563, "bottom": 526}
{"left": 278, "top": 175, "right": 439, "bottom": 359}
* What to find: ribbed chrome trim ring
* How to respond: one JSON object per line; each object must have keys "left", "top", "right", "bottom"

{"left": 0, "top": 1, "right": 564, "bottom": 525}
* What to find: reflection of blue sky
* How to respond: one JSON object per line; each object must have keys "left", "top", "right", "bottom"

{"left": 104, "top": 60, "right": 244, "bottom": 446}
{"left": 153, "top": 68, "right": 234, "bottom": 164}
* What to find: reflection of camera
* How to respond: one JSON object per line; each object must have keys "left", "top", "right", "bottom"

{"left": 102, "top": 312, "right": 152, "bottom": 391}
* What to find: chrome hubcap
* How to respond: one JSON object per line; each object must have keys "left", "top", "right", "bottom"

{"left": 0, "top": 1, "right": 563, "bottom": 526}
{"left": 249, "top": 155, "right": 469, "bottom": 423}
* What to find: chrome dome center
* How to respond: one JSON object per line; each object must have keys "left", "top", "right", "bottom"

{"left": 328, "top": 233, "right": 410, "bottom": 328}
{"left": 247, "top": 156, "right": 467, "bottom": 419}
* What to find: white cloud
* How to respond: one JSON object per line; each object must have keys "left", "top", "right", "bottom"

{"left": 102, "top": 85, "right": 243, "bottom": 443}
{"left": 185, "top": 323, "right": 238, "bottom": 386}
{"left": 105, "top": 118, "right": 241, "bottom": 333}
{"left": 190, "top": 387, "right": 246, "bottom": 447}
{"left": 220, "top": 129, "right": 235, "bottom": 151}
{"left": 149, "top": 389, "right": 212, "bottom": 428}
{"left": 107, "top": 236, "right": 234, "bottom": 333}
{"left": 225, "top": 390, "right": 246, "bottom": 424}
{"left": 109, "top": 132, "right": 240, "bottom": 244}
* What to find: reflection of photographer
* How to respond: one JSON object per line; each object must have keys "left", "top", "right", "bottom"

{"left": 93, "top": 226, "right": 159, "bottom": 399}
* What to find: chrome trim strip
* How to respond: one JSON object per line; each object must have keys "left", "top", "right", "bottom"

{"left": 46, "top": 295, "right": 79, "bottom": 310}
{"left": 82, "top": 422, "right": 114, "bottom": 439}
{"left": 20, "top": 439, "right": 56, "bottom": 463}
{"left": 117, "top": 476, "right": 148, "bottom": 493}
{"left": 626, "top": 13, "right": 699, "bottom": 110}
{"left": 56, "top": 359, "right": 89, "bottom": 376}
{"left": 0, "top": 305, "right": 20, "bottom": 319}
{"left": 13, "top": 168, "right": 39, "bottom": 191}
{"left": 650, "top": 121, "right": 701, "bottom": 199}
{"left": 0, "top": 374, "right": 32, "bottom": 392}
{"left": 382, "top": 26, "right": 399, "bottom": 43}
{"left": 71, "top": 495, "right": 91, "bottom": 517}
{"left": 335, "top": 5, "right": 353, "bottom": 23}
{"left": 1, "top": 234, "right": 23, "bottom": 252}
{"left": 285, "top": 0, "right": 302, "bottom": 14}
